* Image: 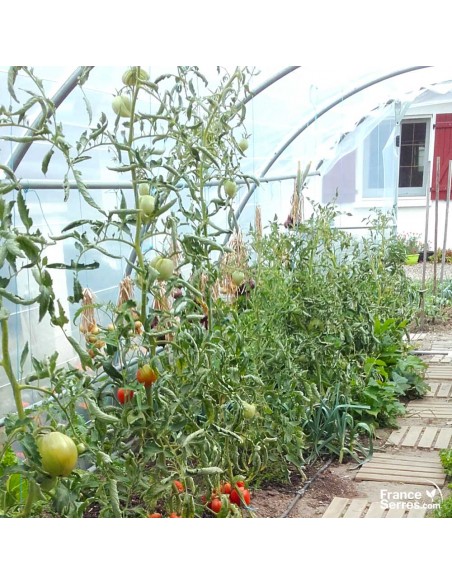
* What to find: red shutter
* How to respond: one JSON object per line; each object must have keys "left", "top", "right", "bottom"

{"left": 431, "top": 113, "right": 452, "bottom": 200}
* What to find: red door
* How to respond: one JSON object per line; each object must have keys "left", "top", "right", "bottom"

{"left": 431, "top": 113, "right": 452, "bottom": 200}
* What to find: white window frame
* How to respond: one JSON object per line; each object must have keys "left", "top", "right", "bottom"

{"left": 397, "top": 115, "right": 432, "bottom": 198}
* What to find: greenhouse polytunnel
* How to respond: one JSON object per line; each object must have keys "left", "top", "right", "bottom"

{"left": 1, "top": 65, "right": 452, "bottom": 520}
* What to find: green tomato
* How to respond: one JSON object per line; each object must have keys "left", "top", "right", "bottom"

{"left": 238, "top": 138, "right": 249, "bottom": 152}
{"left": 76, "top": 443, "right": 87, "bottom": 454}
{"left": 112, "top": 95, "right": 132, "bottom": 117}
{"left": 139, "top": 195, "right": 156, "bottom": 217}
{"left": 150, "top": 255, "right": 162, "bottom": 269}
{"left": 38, "top": 432, "right": 78, "bottom": 477}
{"left": 224, "top": 180, "right": 237, "bottom": 198}
{"left": 231, "top": 270, "right": 245, "bottom": 286}
{"left": 122, "top": 67, "right": 150, "bottom": 86}
{"left": 155, "top": 258, "right": 175, "bottom": 281}
{"left": 138, "top": 183, "right": 150, "bottom": 197}
{"left": 242, "top": 402, "right": 256, "bottom": 419}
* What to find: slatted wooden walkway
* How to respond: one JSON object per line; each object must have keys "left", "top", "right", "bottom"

{"left": 406, "top": 400, "right": 452, "bottom": 420}
{"left": 425, "top": 382, "right": 452, "bottom": 398}
{"left": 354, "top": 452, "right": 446, "bottom": 486}
{"left": 322, "top": 332, "right": 451, "bottom": 518}
{"left": 426, "top": 366, "right": 452, "bottom": 379}
{"left": 387, "top": 425, "right": 452, "bottom": 450}
{"left": 322, "top": 497, "right": 427, "bottom": 518}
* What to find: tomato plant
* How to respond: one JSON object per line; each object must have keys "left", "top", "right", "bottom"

{"left": 37, "top": 432, "right": 78, "bottom": 477}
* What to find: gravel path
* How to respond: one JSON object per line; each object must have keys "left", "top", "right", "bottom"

{"left": 403, "top": 262, "right": 452, "bottom": 281}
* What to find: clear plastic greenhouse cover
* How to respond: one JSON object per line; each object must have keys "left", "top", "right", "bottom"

{"left": 2, "top": 64, "right": 452, "bottom": 417}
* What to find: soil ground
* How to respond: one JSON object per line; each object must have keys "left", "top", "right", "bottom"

{"left": 251, "top": 429, "right": 393, "bottom": 518}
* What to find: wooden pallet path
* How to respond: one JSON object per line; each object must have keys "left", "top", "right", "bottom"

{"left": 354, "top": 453, "right": 446, "bottom": 486}
{"left": 406, "top": 400, "right": 452, "bottom": 420}
{"left": 386, "top": 425, "right": 452, "bottom": 450}
{"left": 322, "top": 335, "right": 451, "bottom": 519}
{"left": 426, "top": 366, "right": 452, "bottom": 379}
{"left": 322, "top": 497, "right": 427, "bottom": 518}
{"left": 425, "top": 382, "right": 452, "bottom": 398}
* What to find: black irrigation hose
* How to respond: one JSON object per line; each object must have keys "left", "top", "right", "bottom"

{"left": 279, "top": 458, "right": 333, "bottom": 518}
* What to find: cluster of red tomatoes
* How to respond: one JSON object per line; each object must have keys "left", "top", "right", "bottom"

{"left": 207, "top": 481, "right": 251, "bottom": 514}
{"left": 147, "top": 479, "right": 251, "bottom": 518}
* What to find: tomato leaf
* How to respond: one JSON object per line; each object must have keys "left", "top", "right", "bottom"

{"left": 102, "top": 361, "right": 123, "bottom": 383}
{"left": 72, "top": 168, "right": 105, "bottom": 216}
{"left": 46, "top": 260, "right": 100, "bottom": 271}
{"left": 16, "top": 235, "right": 40, "bottom": 262}
{"left": 20, "top": 342, "right": 29, "bottom": 373}
{"left": 38, "top": 286, "right": 51, "bottom": 322}
{"left": 6, "top": 238, "right": 25, "bottom": 258}
{"left": 66, "top": 336, "right": 92, "bottom": 369}
{"left": 50, "top": 300, "right": 69, "bottom": 327}
{"left": 7, "top": 67, "right": 21, "bottom": 102}
{"left": 0, "top": 287, "right": 39, "bottom": 306}
{"left": 181, "top": 429, "right": 205, "bottom": 448}
{"left": 41, "top": 148, "right": 54, "bottom": 176}
{"left": 68, "top": 277, "right": 83, "bottom": 304}
{"left": 16, "top": 190, "right": 33, "bottom": 231}
{"left": 0, "top": 163, "right": 18, "bottom": 182}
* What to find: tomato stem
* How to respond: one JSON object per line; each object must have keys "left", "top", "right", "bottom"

{"left": 20, "top": 478, "right": 39, "bottom": 518}
{"left": 1, "top": 315, "right": 25, "bottom": 420}
{"left": 126, "top": 69, "right": 148, "bottom": 325}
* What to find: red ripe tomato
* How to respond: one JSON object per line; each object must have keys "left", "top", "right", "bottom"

{"left": 230, "top": 487, "right": 251, "bottom": 507}
{"left": 136, "top": 364, "right": 158, "bottom": 388}
{"left": 221, "top": 482, "right": 232, "bottom": 495}
{"left": 117, "top": 388, "right": 134, "bottom": 404}
{"left": 210, "top": 498, "right": 222, "bottom": 514}
{"left": 169, "top": 512, "right": 180, "bottom": 518}
{"left": 173, "top": 480, "right": 184, "bottom": 493}
{"left": 236, "top": 480, "right": 245, "bottom": 488}
{"left": 148, "top": 513, "right": 162, "bottom": 518}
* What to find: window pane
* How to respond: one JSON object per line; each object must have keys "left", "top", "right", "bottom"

{"left": 398, "top": 121, "right": 427, "bottom": 188}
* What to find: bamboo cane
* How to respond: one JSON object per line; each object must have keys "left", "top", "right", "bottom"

{"left": 421, "top": 163, "right": 432, "bottom": 288}
{"left": 419, "top": 163, "right": 432, "bottom": 329}
{"left": 433, "top": 156, "right": 440, "bottom": 299}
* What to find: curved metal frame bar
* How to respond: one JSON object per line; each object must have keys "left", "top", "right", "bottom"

{"left": 6, "top": 66, "right": 94, "bottom": 172}
{"left": 228, "top": 66, "right": 431, "bottom": 243}
{"left": 242, "top": 66, "right": 300, "bottom": 104}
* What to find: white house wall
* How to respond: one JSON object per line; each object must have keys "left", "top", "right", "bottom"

{"left": 304, "top": 96, "right": 452, "bottom": 250}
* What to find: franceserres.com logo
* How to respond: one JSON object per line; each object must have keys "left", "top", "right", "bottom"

{"left": 380, "top": 485, "right": 443, "bottom": 511}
